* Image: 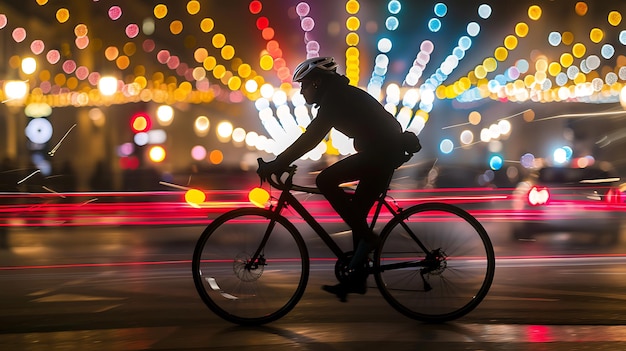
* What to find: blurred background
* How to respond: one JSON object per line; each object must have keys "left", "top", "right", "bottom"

{"left": 0, "top": 0, "right": 624, "bottom": 218}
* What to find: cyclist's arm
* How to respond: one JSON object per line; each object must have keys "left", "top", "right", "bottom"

{"left": 273, "top": 115, "right": 331, "bottom": 168}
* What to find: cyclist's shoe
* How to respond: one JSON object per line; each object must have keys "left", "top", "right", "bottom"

{"left": 322, "top": 272, "right": 367, "bottom": 302}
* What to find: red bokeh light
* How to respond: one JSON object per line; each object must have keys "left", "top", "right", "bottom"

{"left": 249, "top": 1, "right": 262, "bottom": 15}
{"left": 256, "top": 17, "right": 269, "bottom": 30}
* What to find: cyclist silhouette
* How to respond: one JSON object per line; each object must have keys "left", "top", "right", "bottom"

{"left": 258, "top": 56, "right": 420, "bottom": 301}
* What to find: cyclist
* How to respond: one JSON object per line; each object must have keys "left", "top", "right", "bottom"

{"left": 258, "top": 56, "right": 420, "bottom": 302}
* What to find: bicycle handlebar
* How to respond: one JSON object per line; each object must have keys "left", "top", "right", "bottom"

{"left": 257, "top": 158, "right": 321, "bottom": 194}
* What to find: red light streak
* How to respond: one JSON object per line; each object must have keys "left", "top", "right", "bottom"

{"left": 1, "top": 188, "right": 625, "bottom": 227}
{"left": 4, "top": 253, "right": 626, "bottom": 271}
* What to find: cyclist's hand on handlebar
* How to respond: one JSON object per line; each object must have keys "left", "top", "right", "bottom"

{"left": 256, "top": 158, "right": 280, "bottom": 183}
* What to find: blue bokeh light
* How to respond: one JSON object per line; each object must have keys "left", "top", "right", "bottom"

{"left": 388, "top": 0, "right": 401, "bottom": 14}
{"left": 434, "top": 3, "right": 447, "bottom": 17}
{"left": 489, "top": 155, "right": 503, "bottom": 170}
{"left": 428, "top": 18, "right": 441, "bottom": 32}
{"left": 385, "top": 16, "right": 399, "bottom": 31}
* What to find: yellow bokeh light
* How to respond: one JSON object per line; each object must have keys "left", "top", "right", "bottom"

{"left": 149, "top": 146, "right": 166, "bottom": 163}
{"left": 575, "top": 2, "right": 588, "bottom": 16}
{"left": 36, "top": 0, "right": 48, "bottom": 5}
{"left": 523, "top": 75, "right": 535, "bottom": 88}
{"left": 203, "top": 56, "right": 217, "bottom": 71}
{"left": 105, "top": 46, "right": 119, "bottom": 61}
{"left": 574, "top": 72, "right": 586, "bottom": 84}
{"left": 212, "top": 33, "right": 226, "bottom": 48}
{"left": 54, "top": 73, "right": 66, "bottom": 86}
{"left": 260, "top": 55, "right": 274, "bottom": 70}
{"left": 559, "top": 53, "right": 574, "bottom": 67}
{"left": 459, "top": 77, "right": 471, "bottom": 90}
{"left": 483, "top": 57, "right": 497, "bottom": 72}
{"left": 528, "top": 5, "right": 542, "bottom": 20}
{"left": 590, "top": 28, "right": 604, "bottom": 43}
{"left": 67, "top": 77, "right": 78, "bottom": 90}
{"left": 494, "top": 47, "right": 508, "bottom": 61}
{"left": 238, "top": 63, "right": 252, "bottom": 78}
{"left": 221, "top": 45, "right": 235, "bottom": 60}
{"left": 468, "top": 111, "right": 481, "bottom": 125}
{"left": 187, "top": 0, "right": 201, "bottom": 15}
{"left": 248, "top": 187, "right": 270, "bottom": 208}
{"left": 548, "top": 62, "right": 561, "bottom": 76}
{"left": 562, "top": 31, "right": 574, "bottom": 45}
{"left": 56, "top": 8, "right": 70, "bottom": 23}
{"left": 170, "top": 20, "right": 183, "bottom": 35}
{"left": 346, "top": 0, "right": 360, "bottom": 14}
{"left": 39, "top": 70, "right": 50, "bottom": 81}
{"left": 154, "top": 4, "right": 168, "bottom": 19}
{"left": 185, "top": 189, "right": 206, "bottom": 207}
{"left": 346, "top": 32, "right": 359, "bottom": 46}
{"left": 515, "top": 22, "right": 529, "bottom": 37}
{"left": 346, "top": 47, "right": 359, "bottom": 59}
{"left": 608, "top": 11, "right": 622, "bottom": 26}
{"left": 228, "top": 76, "right": 242, "bottom": 90}
{"left": 572, "top": 43, "right": 586, "bottom": 58}
{"left": 504, "top": 35, "right": 518, "bottom": 50}
{"left": 200, "top": 18, "right": 214, "bottom": 32}
{"left": 213, "top": 65, "right": 226, "bottom": 79}
{"left": 346, "top": 16, "right": 360, "bottom": 31}
{"left": 116, "top": 56, "right": 130, "bottom": 70}
{"left": 474, "top": 65, "right": 487, "bottom": 79}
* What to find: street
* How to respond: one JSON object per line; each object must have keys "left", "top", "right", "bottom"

{"left": 2, "top": 221, "right": 626, "bottom": 350}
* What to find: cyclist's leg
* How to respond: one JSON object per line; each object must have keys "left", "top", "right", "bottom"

{"left": 317, "top": 153, "right": 394, "bottom": 266}
{"left": 348, "top": 164, "right": 394, "bottom": 269}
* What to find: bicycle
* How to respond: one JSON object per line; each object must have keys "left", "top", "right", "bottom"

{"left": 192, "top": 159, "right": 495, "bottom": 325}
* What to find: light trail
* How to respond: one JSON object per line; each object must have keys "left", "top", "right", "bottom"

{"left": 16, "top": 169, "right": 41, "bottom": 185}
{"left": 4, "top": 254, "right": 626, "bottom": 271}
{"left": 48, "top": 123, "right": 77, "bottom": 156}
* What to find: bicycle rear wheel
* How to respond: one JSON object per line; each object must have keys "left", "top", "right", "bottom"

{"left": 374, "top": 202, "right": 494, "bottom": 322}
{"left": 192, "top": 208, "right": 309, "bottom": 325}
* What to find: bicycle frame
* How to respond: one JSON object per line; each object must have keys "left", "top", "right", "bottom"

{"left": 249, "top": 177, "right": 431, "bottom": 267}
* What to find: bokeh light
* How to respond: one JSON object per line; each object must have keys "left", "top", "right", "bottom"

{"left": 185, "top": 189, "right": 206, "bottom": 207}
{"left": 149, "top": 145, "right": 166, "bottom": 163}
{"left": 249, "top": 187, "right": 270, "bottom": 208}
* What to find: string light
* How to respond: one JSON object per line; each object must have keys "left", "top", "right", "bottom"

{"left": 367, "top": 1, "right": 402, "bottom": 98}
{"left": 344, "top": 0, "right": 361, "bottom": 86}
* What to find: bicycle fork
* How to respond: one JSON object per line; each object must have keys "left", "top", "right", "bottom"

{"left": 245, "top": 192, "right": 291, "bottom": 271}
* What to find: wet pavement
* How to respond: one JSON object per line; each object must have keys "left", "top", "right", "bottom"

{"left": 3, "top": 225, "right": 626, "bottom": 350}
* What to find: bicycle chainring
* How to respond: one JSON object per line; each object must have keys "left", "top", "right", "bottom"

{"left": 334, "top": 252, "right": 372, "bottom": 283}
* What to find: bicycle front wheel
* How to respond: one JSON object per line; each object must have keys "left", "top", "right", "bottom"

{"left": 192, "top": 208, "right": 309, "bottom": 325}
{"left": 374, "top": 202, "right": 495, "bottom": 323}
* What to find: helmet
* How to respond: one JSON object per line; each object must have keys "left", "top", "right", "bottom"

{"left": 292, "top": 56, "right": 338, "bottom": 82}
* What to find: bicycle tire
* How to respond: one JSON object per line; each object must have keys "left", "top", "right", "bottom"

{"left": 192, "top": 207, "right": 309, "bottom": 325}
{"left": 373, "top": 202, "right": 495, "bottom": 323}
